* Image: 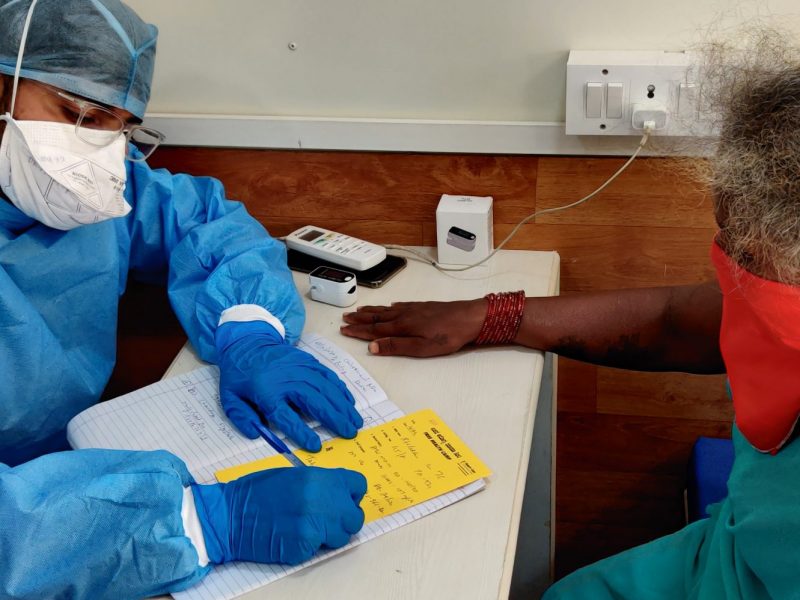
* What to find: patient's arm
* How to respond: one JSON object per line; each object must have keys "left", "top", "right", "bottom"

{"left": 341, "top": 281, "right": 725, "bottom": 374}
{"left": 514, "top": 281, "right": 724, "bottom": 373}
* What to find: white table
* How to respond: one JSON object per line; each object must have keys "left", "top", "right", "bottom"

{"left": 164, "top": 248, "right": 559, "bottom": 600}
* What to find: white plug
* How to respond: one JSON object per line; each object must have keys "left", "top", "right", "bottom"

{"left": 632, "top": 102, "right": 668, "bottom": 131}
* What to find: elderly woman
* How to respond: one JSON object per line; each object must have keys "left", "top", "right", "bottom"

{"left": 341, "top": 32, "right": 800, "bottom": 598}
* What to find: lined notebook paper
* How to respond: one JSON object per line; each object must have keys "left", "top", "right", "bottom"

{"left": 67, "top": 334, "right": 486, "bottom": 600}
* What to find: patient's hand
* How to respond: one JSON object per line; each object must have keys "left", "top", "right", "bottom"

{"left": 340, "top": 299, "right": 486, "bottom": 357}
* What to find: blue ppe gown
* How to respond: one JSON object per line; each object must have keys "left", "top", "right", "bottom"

{"left": 544, "top": 425, "right": 800, "bottom": 599}
{"left": 0, "top": 158, "right": 305, "bottom": 598}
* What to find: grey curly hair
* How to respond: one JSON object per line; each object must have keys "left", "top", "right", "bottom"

{"left": 699, "top": 28, "right": 800, "bottom": 283}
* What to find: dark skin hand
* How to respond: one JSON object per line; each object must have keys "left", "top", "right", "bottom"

{"left": 341, "top": 298, "right": 489, "bottom": 358}
{"left": 341, "top": 281, "right": 725, "bottom": 374}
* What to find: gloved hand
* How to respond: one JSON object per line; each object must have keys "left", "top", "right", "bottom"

{"left": 216, "top": 320, "right": 363, "bottom": 451}
{"left": 192, "top": 467, "right": 367, "bottom": 565}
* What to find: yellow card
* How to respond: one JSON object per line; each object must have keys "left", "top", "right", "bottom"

{"left": 216, "top": 409, "right": 491, "bottom": 523}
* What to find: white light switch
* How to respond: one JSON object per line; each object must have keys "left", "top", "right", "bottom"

{"left": 679, "top": 83, "right": 697, "bottom": 119}
{"left": 606, "top": 83, "right": 623, "bottom": 119}
{"left": 585, "top": 82, "right": 603, "bottom": 118}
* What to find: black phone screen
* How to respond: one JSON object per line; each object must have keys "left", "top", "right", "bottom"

{"left": 286, "top": 249, "right": 407, "bottom": 288}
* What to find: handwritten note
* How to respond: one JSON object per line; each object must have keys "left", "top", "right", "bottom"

{"left": 177, "top": 382, "right": 240, "bottom": 444}
{"left": 300, "top": 334, "right": 386, "bottom": 411}
{"left": 216, "top": 409, "right": 492, "bottom": 523}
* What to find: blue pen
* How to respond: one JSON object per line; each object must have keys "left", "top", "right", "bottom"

{"left": 252, "top": 421, "right": 306, "bottom": 468}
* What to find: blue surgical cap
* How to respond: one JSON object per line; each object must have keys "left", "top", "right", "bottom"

{"left": 0, "top": 0, "right": 158, "bottom": 119}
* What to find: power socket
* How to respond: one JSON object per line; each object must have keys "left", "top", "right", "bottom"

{"left": 565, "top": 50, "right": 709, "bottom": 137}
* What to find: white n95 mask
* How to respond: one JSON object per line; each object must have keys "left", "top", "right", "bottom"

{"left": 0, "top": 114, "right": 130, "bottom": 230}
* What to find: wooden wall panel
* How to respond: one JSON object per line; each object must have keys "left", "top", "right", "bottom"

{"left": 536, "top": 157, "right": 717, "bottom": 229}
{"left": 498, "top": 223, "right": 717, "bottom": 291}
{"left": 148, "top": 148, "right": 539, "bottom": 226}
{"left": 557, "top": 358, "right": 597, "bottom": 414}
{"left": 111, "top": 147, "right": 734, "bottom": 586}
{"left": 557, "top": 469, "right": 685, "bottom": 528}
{"left": 104, "top": 281, "right": 186, "bottom": 400}
{"left": 556, "top": 521, "right": 679, "bottom": 578}
{"left": 422, "top": 222, "right": 717, "bottom": 291}
{"left": 557, "top": 413, "right": 731, "bottom": 476}
{"left": 597, "top": 370, "right": 732, "bottom": 422}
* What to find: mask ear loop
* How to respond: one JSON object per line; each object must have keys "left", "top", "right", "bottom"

{"left": 9, "top": 0, "right": 40, "bottom": 118}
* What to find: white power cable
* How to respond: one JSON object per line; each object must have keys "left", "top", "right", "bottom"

{"left": 385, "top": 126, "right": 654, "bottom": 272}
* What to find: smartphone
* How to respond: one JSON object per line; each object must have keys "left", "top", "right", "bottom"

{"left": 286, "top": 248, "right": 407, "bottom": 288}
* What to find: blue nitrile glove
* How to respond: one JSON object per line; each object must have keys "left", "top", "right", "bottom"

{"left": 192, "top": 467, "right": 367, "bottom": 565}
{"left": 216, "top": 320, "right": 363, "bottom": 451}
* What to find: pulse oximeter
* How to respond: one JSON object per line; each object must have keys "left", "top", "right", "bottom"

{"left": 308, "top": 266, "right": 358, "bottom": 307}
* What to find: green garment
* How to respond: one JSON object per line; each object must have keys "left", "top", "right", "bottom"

{"left": 544, "top": 426, "right": 800, "bottom": 599}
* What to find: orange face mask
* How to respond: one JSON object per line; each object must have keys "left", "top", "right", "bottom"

{"left": 712, "top": 242, "right": 800, "bottom": 453}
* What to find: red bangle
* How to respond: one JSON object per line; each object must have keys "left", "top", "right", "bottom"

{"left": 475, "top": 290, "right": 526, "bottom": 345}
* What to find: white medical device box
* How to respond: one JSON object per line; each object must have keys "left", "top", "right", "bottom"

{"left": 285, "top": 225, "right": 387, "bottom": 271}
{"left": 309, "top": 266, "right": 358, "bottom": 307}
{"left": 435, "top": 195, "right": 494, "bottom": 265}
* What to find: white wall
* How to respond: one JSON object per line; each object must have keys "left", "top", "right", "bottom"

{"left": 125, "top": 0, "right": 800, "bottom": 152}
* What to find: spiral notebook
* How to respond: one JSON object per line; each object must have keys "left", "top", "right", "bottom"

{"left": 66, "top": 334, "right": 488, "bottom": 600}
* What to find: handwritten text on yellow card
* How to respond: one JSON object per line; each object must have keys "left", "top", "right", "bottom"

{"left": 216, "top": 409, "right": 491, "bottom": 523}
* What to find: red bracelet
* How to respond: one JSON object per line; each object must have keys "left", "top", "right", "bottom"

{"left": 475, "top": 290, "right": 526, "bottom": 345}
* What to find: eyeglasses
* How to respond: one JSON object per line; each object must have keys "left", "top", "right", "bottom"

{"left": 28, "top": 81, "right": 165, "bottom": 161}
{"left": 54, "top": 89, "right": 165, "bottom": 161}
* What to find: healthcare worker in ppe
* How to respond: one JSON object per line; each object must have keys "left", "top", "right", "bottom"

{"left": 0, "top": 1, "right": 367, "bottom": 598}
{"left": 341, "top": 31, "right": 800, "bottom": 599}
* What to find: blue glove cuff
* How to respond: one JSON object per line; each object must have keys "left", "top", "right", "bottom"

{"left": 190, "top": 483, "right": 233, "bottom": 565}
{"left": 215, "top": 320, "right": 284, "bottom": 355}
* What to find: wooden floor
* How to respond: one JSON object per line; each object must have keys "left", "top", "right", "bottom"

{"left": 113, "top": 147, "right": 734, "bottom": 581}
